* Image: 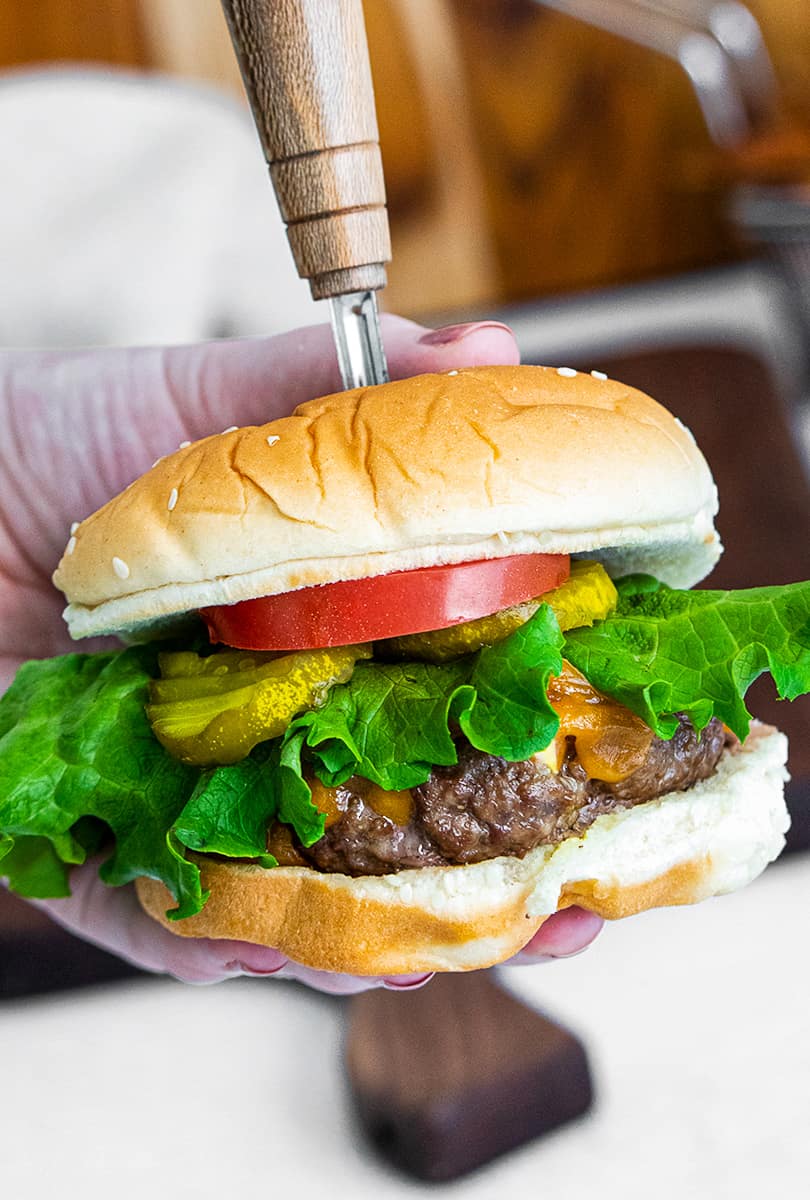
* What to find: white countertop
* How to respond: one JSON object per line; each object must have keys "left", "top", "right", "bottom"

{"left": 2, "top": 851, "right": 807, "bottom": 1200}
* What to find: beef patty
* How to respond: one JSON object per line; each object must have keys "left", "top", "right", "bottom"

{"left": 288, "top": 717, "right": 730, "bottom": 876}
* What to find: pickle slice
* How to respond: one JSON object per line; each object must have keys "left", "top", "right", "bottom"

{"left": 379, "top": 560, "right": 617, "bottom": 662}
{"left": 147, "top": 644, "right": 370, "bottom": 766}
{"left": 547, "top": 560, "right": 618, "bottom": 633}
{"left": 156, "top": 648, "right": 282, "bottom": 680}
{"left": 151, "top": 653, "right": 296, "bottom": 703}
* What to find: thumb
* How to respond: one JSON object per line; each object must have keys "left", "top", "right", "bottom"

{"left": 158, "top": 314, "right": 520, "bottom": 444}
{"left": 2, "top": 316, "right": 519, "bottom": 571}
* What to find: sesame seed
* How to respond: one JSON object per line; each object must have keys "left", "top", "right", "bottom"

{"left": 557, "top": 367, "right": 577, "bottom": 378}
{"left": 70, "top": 521, "right": 80, "bottom": 535}
{"left": 266, "top": 435, "right": 280, "bottom": 447}
{"left": 151, "top": 457, "right": 163, "bottom": 469}
{"left": 447, "top": 369, "right": 459, "bottom": 376}
{"left": 223, "top": 425, "right": 238, "bottom": 433}
{"left": 168, "top": 487, "right": 178, "bottom": 511}
{"left": 112, "top": 556, "right": 130, "bottom": 580}
{"left": 66, "top": 536, "right": 77, "bottom": 555}
{"left": 179, "top": 440, "right": 191, "bottom": 449}
{"left": 591, "top": 370, "right": 608, "bottom": 381}
{"left": 496, "top": 531, "right": 509, "bottom": 545}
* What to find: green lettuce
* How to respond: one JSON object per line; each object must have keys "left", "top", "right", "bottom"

{"left": 170, "top": 603, "right": 564, "bottom": 878}
{"left": 281, "top": 602, "right": 563, "bottom": 795}
{"left": 563, "top": 576, "right": 810, "bottom": 742}
{"left": 171, "top": 744, "right": 279, "bottom": 868}
{"left": 2, "top": 579, "right": 809, "bottom": 918}
{"left": 0, "top": 646, "right": 205, "bottom": 915}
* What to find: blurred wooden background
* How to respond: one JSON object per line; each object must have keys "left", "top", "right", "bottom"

{"left": 1, "top": 0, "right": 808, "bottom": 316}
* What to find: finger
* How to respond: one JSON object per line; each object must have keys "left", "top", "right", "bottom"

{"left": 18, "top": 317, "right": 520, "bottom": 557}
{"left": 31, "top": 867, "right": 287, "bottom": 984}
{"left": 259, "top": 963, "right": 434, "bottom": 994}
{"left": 386, "top": 317, "right": 520, "bottom": 377}
{"left": 262, "top": 964, "right": 431, "bottom": 994}
{"left": 29, "top": 867, "right": 433, "bottom": 992}
{"left": 505, "top": 907, "right": 604, "bottom": 965}
{"left": 6, "top": 313, "right": 519, "bottom": 535}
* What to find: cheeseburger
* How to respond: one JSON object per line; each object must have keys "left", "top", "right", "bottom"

{"left": 1, "top": 365, "right": 807, "bottom": 974}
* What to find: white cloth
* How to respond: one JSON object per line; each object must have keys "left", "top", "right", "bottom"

{"left": 0, "top": 68, "right": 319, "bottom": 348}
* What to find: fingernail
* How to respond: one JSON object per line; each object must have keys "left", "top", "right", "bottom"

{"left": 506, "top": 954, "right": 555, "bottom": 967}
{"left": 382, "top": 972, "right": 435, "bottom": 990}
{"left": 418, "top": 321, "right": 513, "bottom": 347}
{"left": 226, "top": 957, "right": 287, "bottom": 977}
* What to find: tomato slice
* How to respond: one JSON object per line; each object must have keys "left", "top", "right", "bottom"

{"left": 202, "top": 553, "right": 570, "bottom": 650}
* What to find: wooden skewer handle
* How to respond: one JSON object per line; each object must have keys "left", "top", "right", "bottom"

{"left": 221, "top": 0, "right": 391, "bottom": 300}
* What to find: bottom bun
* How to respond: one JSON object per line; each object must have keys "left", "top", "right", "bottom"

{"left": 136, "top": 723, "right": 790, "bottom": 975}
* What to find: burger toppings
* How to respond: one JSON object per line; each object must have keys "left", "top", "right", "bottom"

{"left": 147, "top": 562, "right": 613, "bottom": 768}
{"left": 2, "top": 569, "right": 810, "bottom": 920}
{"left": 293, "top": 717, "right": 728, "bottom": 875}
{"left": 542, "top": 662, "right": 653, "bottom": 781}
{"left": 146, "top": 643, "right": 370, "bottom": 767}
{"left": 201, "top": 552, "right": 571, "bottom": 650}
{"left": 379, "top": 559, "right": 616, "bottom": 662}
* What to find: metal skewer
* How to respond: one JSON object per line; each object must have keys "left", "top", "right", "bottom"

{"left": 329, "top": 291, "right": 389, "bottom": 389}
{"left": 220, "top": 0, "right": 391, "bottom": 389}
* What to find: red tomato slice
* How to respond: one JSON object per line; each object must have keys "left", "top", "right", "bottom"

{"left": 202, "top": 553, "right": 570, "bottom": 650}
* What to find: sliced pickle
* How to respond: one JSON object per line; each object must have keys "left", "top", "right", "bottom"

{"left": 156, "top": 648, "right": 282, "bottom": 681}
{"left": 147, "top": 644, "right": 370, "bottom": 767}
{"left": 151, "top": 653, "right": 296, "bottom": 703}
{"left": 378, "top": 602, "right": 534, "bottom": 663}
{"left": 547, "top": 560, "right": 617, "bottom": 633}
{"left": 379, "top": 560, "right": 617, "bottom": 662}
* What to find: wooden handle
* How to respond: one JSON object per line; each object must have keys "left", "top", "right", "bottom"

{"left": 221, "top": 0, "right": 390, "bottom": 300}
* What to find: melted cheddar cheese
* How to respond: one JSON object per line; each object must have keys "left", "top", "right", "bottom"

{"left": 543, "top": 661, "right": 653, "bottom": 782}
{"left": 303, "top": 661, "right": 653, "bottom": 829}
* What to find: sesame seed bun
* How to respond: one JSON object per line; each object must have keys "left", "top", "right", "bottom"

{"left": 135, "top": 724, "right": 788, "bottom": 975}
{"left": 54, "top": 365, "right": 721, "bottom": 640}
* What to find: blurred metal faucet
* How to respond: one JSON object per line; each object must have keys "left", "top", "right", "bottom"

{"left": 535, "top": 0, "right": 810, "bottom": 450}
{"left": 533, "top": 0, "right": 779, "bottom": 148}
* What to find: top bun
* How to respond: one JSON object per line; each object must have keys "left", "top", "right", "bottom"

{"left": 54, "top": 365, "right": 721, "bottom": 640}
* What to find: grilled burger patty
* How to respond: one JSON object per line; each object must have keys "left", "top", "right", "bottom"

{"left": 286, "top": 717, "right": 730, "bottom": 876}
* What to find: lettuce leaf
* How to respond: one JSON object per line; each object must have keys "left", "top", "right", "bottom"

{"left": 563, "top": 575, "right": 810, "bottom": 741}
{"left": 453, "top": 603, "right": 565, "bottom": 759}
{"left": 0, "top": 646, "right": 205, "bottom": 916}
{"left": 0, "top": 835, "right": 74, "bottom": 898}
{"left": 0, "top": 608, "right": 564, "bottom": 912}
{"left": 2, "top": 578, "right": 810, "bottom": 919}
{"left": 276, "top": 604, "right": 563, "bottom": 821}
{"left": 171, "top": 743, "right": 279, "bottom": 869}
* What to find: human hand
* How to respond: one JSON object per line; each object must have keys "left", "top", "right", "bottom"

{"left": 1, "top": 317, "right": 603, "bottom": 989}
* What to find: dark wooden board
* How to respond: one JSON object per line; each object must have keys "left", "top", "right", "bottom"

{"left": 345, "top": 971, "right": 592, "bottom": 1181}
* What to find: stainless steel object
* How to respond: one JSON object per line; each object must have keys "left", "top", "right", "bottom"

{"left": 330, "top": 291, "right": 389, "bottom": 390}
{"left": 641, "top": 1, "right": 779, "bottom": 129}
{"left": 534, "top": 0, "right": 779, "bottom": 147}
{"left": 533, "top": 0, "right": 810, "bottom": 440}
